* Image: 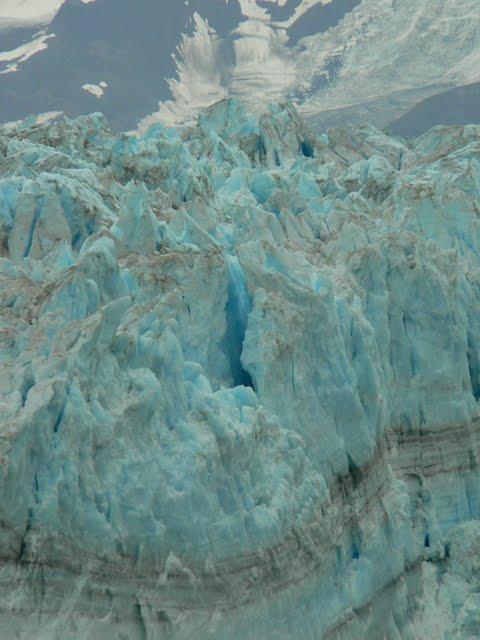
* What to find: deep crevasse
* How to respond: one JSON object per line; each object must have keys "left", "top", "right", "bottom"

{"left": 0, "top": 101, "right": 480, "bottom": 638}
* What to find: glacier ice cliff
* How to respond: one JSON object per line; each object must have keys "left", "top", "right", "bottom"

{"left": 1, "top": 100, "right": 480, "bottom": 639}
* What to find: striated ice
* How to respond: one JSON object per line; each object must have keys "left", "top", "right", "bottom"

{"left": 0, "top": 101, "right": 480, "bottom": 638}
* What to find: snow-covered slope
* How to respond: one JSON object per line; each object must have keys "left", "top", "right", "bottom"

{"left": 1, "top": 100, "right": 480, "bottom": 638}
{"left": 142, "top": 0, "right": 480, "bottom": 129}
{"left": 0, "top": 0, "right": 67, "bottom": 29}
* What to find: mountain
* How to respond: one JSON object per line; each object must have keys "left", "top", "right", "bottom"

{"left": 1, "top": 98, "right": 480, "bottom": 640}
{"left": 1, "top": 0, "right": 478, "bottom": 134}
{"left": 0, "top": 0, "right": 243, "bottom": 130}
{"left": 389, "top": 82, "right": 480, "bottom": 139}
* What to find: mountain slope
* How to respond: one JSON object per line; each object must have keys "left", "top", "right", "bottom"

{"left": 2, "top": 0, "right": 478, "bottom": 134}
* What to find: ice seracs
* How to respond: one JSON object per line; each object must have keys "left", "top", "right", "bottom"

{"left": 0, "top": 100, "right": 480, "bottom": 638}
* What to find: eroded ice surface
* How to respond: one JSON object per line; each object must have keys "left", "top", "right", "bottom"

{"left": 0, "top": 101, "right": 480, "bottom": 638}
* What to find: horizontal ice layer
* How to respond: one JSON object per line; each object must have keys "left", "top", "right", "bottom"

{"left": 0, "top": 101, "right": 480, "bottom": 638}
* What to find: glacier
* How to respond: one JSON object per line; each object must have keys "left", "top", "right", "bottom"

{"left": 0, "top": 99, "right": 480, "bottom": 638}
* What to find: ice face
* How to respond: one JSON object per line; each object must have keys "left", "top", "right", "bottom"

{"left": 0, "top": 101, "right": 480, "bottom": 639}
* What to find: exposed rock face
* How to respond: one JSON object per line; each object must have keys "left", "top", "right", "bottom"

{"left": 0, "top": 101, "right": 480, "bottom": 639}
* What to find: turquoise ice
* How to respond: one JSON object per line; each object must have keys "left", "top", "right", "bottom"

{"left": 0, "top": 101, "right": 480, "bottom": 638}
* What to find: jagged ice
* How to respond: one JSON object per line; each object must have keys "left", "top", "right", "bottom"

{"left": 0, "top": 101, "right": 480, "bottom": 638}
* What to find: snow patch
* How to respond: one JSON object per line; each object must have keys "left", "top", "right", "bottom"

{"left": 272, "top": 0, "right": 334, "bottom": 28}
{"left": 138, "top": 9, "right": 294, "bottom": 129}
{"left": 138, "top": 13, "right": 227, "bottom": 130}
{"left": 0, "top": 32, "right": 55, "bottom": 74}
{"left": 0, "top": 0, "right": 96, "bottom": 29}
{"left": 82, "top": 82, "right": 108, "bottom": 98}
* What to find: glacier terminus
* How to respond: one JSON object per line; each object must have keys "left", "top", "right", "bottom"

{"left": 0, "top": 100, "right": 480, "bottom": 638}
